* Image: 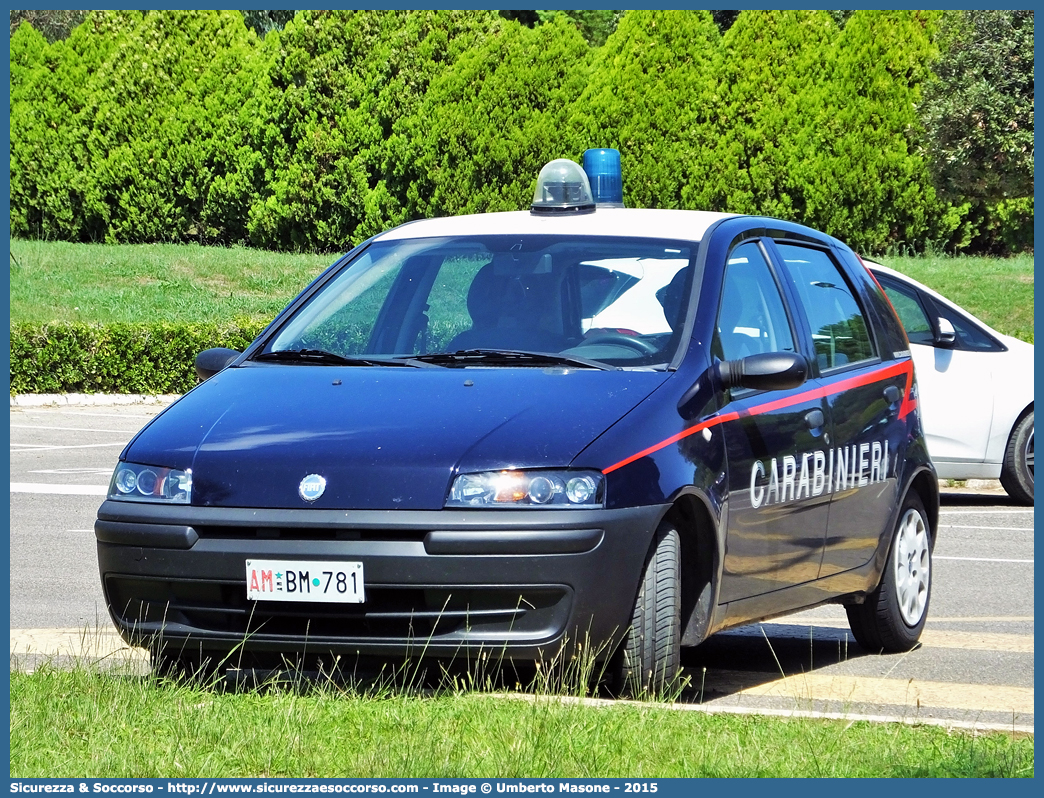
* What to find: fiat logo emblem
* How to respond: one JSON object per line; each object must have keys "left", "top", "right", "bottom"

{"left": 298, "top": 474, "right": 327, "bottom": 502}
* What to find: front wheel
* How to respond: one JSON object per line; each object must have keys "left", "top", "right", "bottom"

{"left": 846, "top": 492, "right": 932, "bottom": 653}
{"left": 1000, "top": 410, "right": 1033, "bottom": 505}
{"left": 611, "top": 522, "right": 681, "bottom": 696}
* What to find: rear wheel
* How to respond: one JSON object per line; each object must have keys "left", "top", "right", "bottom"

{"left": 1000, "top": 411, "right": 1034, "bottom": 505}
{"left": 847, "top": 492, "right": 932, "bottom": 653}
{"left": 611, "top": 522, "right": 681, "bottom": 696}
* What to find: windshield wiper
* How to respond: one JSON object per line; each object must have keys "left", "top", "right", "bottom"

{"left": 253, "top": 349, "right": 425, "bottom": 367}
{"left": 409, "top": 349, "right": 616, "bottom": 371}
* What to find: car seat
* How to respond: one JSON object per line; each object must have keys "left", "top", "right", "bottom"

{"left": 447, "top": 263, "right": 568, "bottom": 353}
{"left": 656, "top": 267, "right": 690, "bottom": 333}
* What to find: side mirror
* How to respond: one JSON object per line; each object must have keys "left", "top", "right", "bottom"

{"left": 935, "top": 317, "right": 956, "bottom": 347}
{"left": 195, "top": 347, "right": 241, "bottom": 380}
{"left": 717, "top": 351, "right": 808, "bottom": 392}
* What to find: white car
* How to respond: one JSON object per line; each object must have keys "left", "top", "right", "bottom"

{"left": 580, "top": 257, "right": 688, "bottom": 335}
{"left": 867, "top": 262, "right": 1034, "bottom": 504}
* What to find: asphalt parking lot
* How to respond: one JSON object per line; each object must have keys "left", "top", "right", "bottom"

{"left": 9, "top": 399, "right": 1034, "bottom": 733}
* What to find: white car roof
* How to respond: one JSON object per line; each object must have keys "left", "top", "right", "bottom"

{"left": 375, "top": 208, "right": 736, "bottom": 243}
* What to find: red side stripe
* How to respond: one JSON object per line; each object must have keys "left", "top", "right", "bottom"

{"left": 898, "top": 360, "right": 917, "bottom": 421}
{"left": 602, "top": 359, "right": 914, "bottom": 475}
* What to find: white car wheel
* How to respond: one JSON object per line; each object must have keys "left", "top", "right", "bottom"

{"left": 893, "top": 507, "right": 931, "bottom": 626}
{"left": 1000, "top": 411, "right": 1033, "bottom": 505}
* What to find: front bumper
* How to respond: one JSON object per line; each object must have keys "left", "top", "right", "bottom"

{"left": 96, "top": 500, "right": 666, "bottom": 663}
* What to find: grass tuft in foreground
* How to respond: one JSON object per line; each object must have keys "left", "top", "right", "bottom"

{"left": 10, "top": 661, "right": 1033, "bottom": 778}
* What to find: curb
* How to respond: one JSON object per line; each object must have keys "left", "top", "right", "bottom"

{"left": 10, "top": 393, "right": 181, "bottom": 407}
{"left": 941, "top": 478, "right": 1006, "bottom": 492}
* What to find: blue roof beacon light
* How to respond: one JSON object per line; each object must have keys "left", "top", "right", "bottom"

{"left": 583, "top": 148, "right": 624, "bottom": 208}
{"left": 530, "top": 159, "right": 596, "bottom": 214}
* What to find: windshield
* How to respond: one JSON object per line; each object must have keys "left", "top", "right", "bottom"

{"left": 264, "top": 235, "right": 698, "bottom": 368}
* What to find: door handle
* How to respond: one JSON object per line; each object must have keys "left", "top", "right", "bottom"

{"left": 883, "top": 385, "right": 901, "bottom": 405}
{"left": 804, "top": 409, "right": 825, "bottom": 430}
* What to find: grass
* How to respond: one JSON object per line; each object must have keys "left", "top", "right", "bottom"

{"left": 8, "top": 239, "right": 334, "bottom": 326}
{"left": 9, "top": 662, "right": 1034, "bottom": 778}
{"left": 9, "top": 241, "right": 1035, "bottom": 344}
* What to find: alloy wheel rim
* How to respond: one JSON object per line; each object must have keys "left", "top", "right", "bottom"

{"left": 1023, "top": 429, "right": 1034, "bottom": 482}
{"left": 894, "top": 508, "right": 930, "bottom": 626}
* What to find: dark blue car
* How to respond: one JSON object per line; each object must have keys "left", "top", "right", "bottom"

{"left": 96, "top": 157, "right": 938, "bottom": 692}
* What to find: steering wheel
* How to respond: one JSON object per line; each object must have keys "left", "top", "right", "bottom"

{"left": 577, "top": 330, "right": 661, "bottom": 355}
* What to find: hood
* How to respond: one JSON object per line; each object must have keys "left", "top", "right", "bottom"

{"left": 124, "top": 363, "right": 669, "bottom": 510}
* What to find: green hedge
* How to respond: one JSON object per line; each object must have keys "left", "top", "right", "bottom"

{"left": 10, "top": 321, "right": 265, "bottom": 395}
{"left": 9, "top": 9, "right": 1033, "bottom": 255}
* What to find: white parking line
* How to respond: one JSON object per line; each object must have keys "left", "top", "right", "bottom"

{"left": 941, "top": 524, "right": 1034, "bottom": 532}
{"left": 29, "top": 468, "right": 113, "bottom": 475}
{"left": 9, "top": 442, "right": 127, "bottom": 452}
{"left": 797, "top": 615, "right": 1034, "bottom": 625}
{"left": 10, "top": 424, "right": 132, "bottom": 433}
{"left": 939, "top": 508, "right": 1035, "bottom": 515}
{"left": 935, "top": 556, "right": 1033, "bottom": 564}
{"left": 20, "top": 409, "right": 157, "bottom": 419}
{"left": 10, "top": 482, "right": 108, "bottom": 495}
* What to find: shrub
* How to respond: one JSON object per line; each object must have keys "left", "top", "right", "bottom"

{"left": 711, "top": 10, "right": 844, "bottom": 225}
{"left": 568, "top": 10, "right": 722, "bottom": 210}
{"left": 826, "top": 10, "right": 963, "bottom": 253}
{"left": 10, "top": 321, "right": 265, "bottom": 395}
{"left": 920, "top": 10, "right": 1034, "bottom": 204}
{"left": 244, "top": 10, "right": 501, "bottom": 251}
{"left": 10, "top": 11, "right": 269, "bottom": 246}
{"left": 69, "top": 11, "right": 266, "bottom": 245}
{"left": 8, "top": 9, "right": 1031, "bottom": 254}
{"left": 9, "top": 12, "right": 138, "bottom": 241}
{"left": 388, "top": 14, "right": 590, "bottom": 224}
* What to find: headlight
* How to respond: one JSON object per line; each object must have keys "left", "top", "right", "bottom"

{"left": 108, "top": 462, "right": 192, "bottom": 504}
{"left": 446, "top": 469, "right": 604, "bottom": 509}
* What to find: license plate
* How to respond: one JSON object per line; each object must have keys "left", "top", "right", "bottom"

{"left": 246, "top": 559, "right": 364, "bottom": 603}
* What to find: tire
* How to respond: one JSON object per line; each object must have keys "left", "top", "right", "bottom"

{"left": 612, "top": 522, "right": 681, "bottom": 697}
{"left": 1000, "top": 410, "right": 1034, "bottom": 505}
{"left": 846, "top": 492, "right": 932, "bottom": 653}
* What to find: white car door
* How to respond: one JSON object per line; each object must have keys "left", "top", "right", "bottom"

{"left": 876, "top": 274, "right": 993, "bottom": 465}
{"left": 909, "top": 343, "right": 993, "bottom": 464}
